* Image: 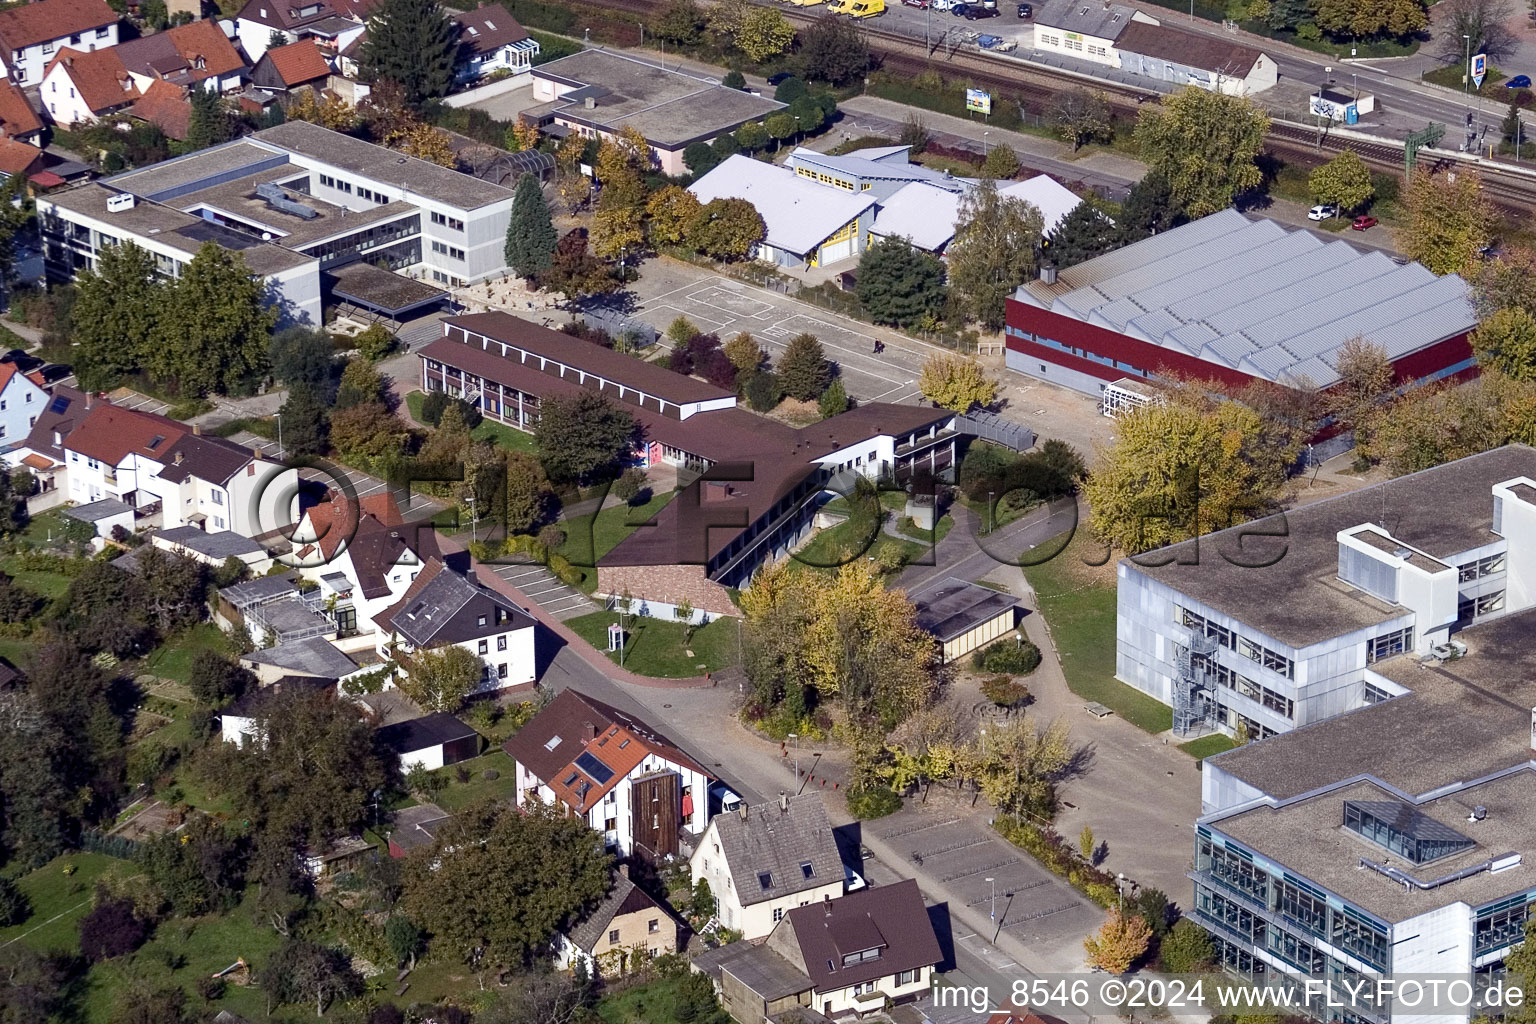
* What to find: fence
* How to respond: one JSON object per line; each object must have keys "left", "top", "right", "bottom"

{"left": 581, "top": 308, "right": 658, "bottom": 348}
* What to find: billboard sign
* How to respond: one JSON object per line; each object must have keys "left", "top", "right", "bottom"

{"left": 965, "top": 88, "right": 992, "bottom": 115}
{"left": 1472, "top": 52, "right": 1487, "bottom": 89}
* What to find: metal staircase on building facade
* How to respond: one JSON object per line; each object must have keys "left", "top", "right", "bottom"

{"left": 1172, "top": 631, "right": 1220, "bottom": 737}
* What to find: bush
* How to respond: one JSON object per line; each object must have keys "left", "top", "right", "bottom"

{"left": 1160, "top": 917, "right": 1215, "bottom": 973}
{"left": 971, "top": 637, "right": 1041, "bottom": 675}
{"left": 79, "top": 890, "right": 150, "bottom": 961}
{"left": 420, "top": 390, "right": 450, "bottom": 427}
{"left": 846, "top": 785, "right": 902, "bottom": 820}
{"left": 980, "top": 674, "right": 1030, "bottom": 707}
{"left": 745, "top": 370, "right": 782, "bottom": 412}
{"left": 0, "top": 876, "right": 30, "bottom": 926}
{"left": 613, "top": 466, "right": 649, "bottom": 504}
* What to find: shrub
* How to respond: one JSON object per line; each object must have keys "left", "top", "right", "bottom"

{"left": 420, "top": 390, "right": 451, "bottom": 426}
{"left": 745, "top": 370, "right": 782, "bottom": 411}
{"left": 1160, "top": 917, "right": 1215, "bottom": 973}
{"left": 613, "top": 466, "right": 649, "bottom": 504}
{"left": 79, "top": 890, "right": 150, "bottom": 961}
{"left": 0, "top": 877, "right": 30, "bottom": 926}
{"left": 537, "top": 524, "right": 566, "bottom": 550}
{"left": 972, "top": 637, "right": 1041, "bottom": 675}
{"left": 846, "top": 785, "right": 902, "bottom": 820}
{"left": 980, "top": 674, "right": 1030, "bottom": 707}
{"left": 454, "top": 764, "right": 473, "bottom": 784}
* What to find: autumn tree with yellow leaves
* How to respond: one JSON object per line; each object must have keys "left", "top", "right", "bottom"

{"left": 1084, "top": 908, "right": 1152, "bottom": 973}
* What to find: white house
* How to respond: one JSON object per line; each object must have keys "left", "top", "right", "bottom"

{"left": 114, "top": 18, "right": 249, "bottom": 96}
{"left": 555, "top": 872, "right": 680, "bottom": 978}
{"left": 375, "top": 711, "right": 480, "bottom": 772}
{"left": 41, "top": 46, "right": 138, "bottom": 127}
{"left": 1032, "top": 0, "right": 1157, "bottom": 65}
{"left": 232, "top": 0, "right": 372, "bottom": 63}
{"left": 690, "top": 794, "right": 845, "bottom": 940}
{"left": 0, "top": 363, "right": 49, "bottom": 450}
{"left": 373, "top": 557, "right": 539, "bottom": 693}
{"left": 504, "top": 689, "right": 713, "bottom": 861}
{"left": 219, "top": 673, "right": 336, "bottom": 745}
{"left": 450, "top": 4, "right": 538, "bottom": 84}
{"left": 152, "top": 525, "right": 271, "bottom": 572}
{"left": 0, "top": 0, "right": 118, "bottom": 88}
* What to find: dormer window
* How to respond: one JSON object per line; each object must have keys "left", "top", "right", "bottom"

{"left": 841, "top": 947, "right": 882, "bottom": 966}
{"left": 800, "top": 861, "right": 814, "bottom": 879}
{"left": 758, "top": 872, "right": 772, "bottom": 890}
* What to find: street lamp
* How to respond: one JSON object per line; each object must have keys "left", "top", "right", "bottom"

{"left": 983, "top": 131, "right": 990, "bottom": 158}
{"left": 987, "top": 489, "right": 995, "bottom": 533}
{"left": 1116, "top": 872, "right": 1126, "bottom": 914}
{"left": 979, "top": 728, "right": 987, "bottom": 757}
{"left": 275, "top": 412, "right": 284, "bottom": 462}
{"left": 987, "top": 877, "right": 996, "bottom": 920}
{"left": 1464, "top": 34, "right": 1473, "bottom": 138}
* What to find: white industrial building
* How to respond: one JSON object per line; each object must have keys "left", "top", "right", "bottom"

{"left": 689, "top": 154, "right": 877, "bottom": 269}
{"left": 37, "top": 120, "right": 515, "bottom": 326}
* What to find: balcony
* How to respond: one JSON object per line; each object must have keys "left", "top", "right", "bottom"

{"left": 895, "top": 429, "right": 958, "bottom": 457}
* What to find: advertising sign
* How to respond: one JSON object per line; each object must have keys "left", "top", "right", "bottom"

{"left": 966, "top": 88, "right": 992, "bottom": 114}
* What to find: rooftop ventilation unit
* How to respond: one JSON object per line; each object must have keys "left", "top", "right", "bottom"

{"left": 255, "top": 182, "right": 318, "bottom": 221}
{"left": 106, "top": 193, "right": 136, "bottom": 213}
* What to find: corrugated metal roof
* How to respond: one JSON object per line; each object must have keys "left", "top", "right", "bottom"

{"left": 1033, "top": 210, "right": 1476, "bottom": 386}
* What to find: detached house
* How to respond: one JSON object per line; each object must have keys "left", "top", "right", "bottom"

{"left": 504, "top": 689, "right": 713, "bottom": 861}
{"left": 449, "top": 5, "right": 537, "bottom": 84}
{"left": 250, "top": 37, "right": 330, "bottom": 96}
{"left": 694, "top": 880, "right": 942, "bottom": 1021}
{"left": 42, "top": 46, "right": 138, "bottom": 126}
{"left": 555, "top": 870, "right": 680, "bottom": 977}
{"left": 0, "top": 0, "right": 118, "bottom": 88}
{"left": 0, "top": 362, "right": 50, "bottom": 450}
{"left": 115, "top": 18, "right": 248, "bottom": 94}
{"left": 372, "top": 557, "right": 537, "bottom": 691}
{"left": 0, "top": 80, "right": 44, "bottom": 144}
{"left": 233, "top": 0, "right": 373, "bottom": 63}
{"left": 690, "top": 793, "right": 844, "bottom": 940}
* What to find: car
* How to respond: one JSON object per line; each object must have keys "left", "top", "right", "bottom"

{"left": 1307, "top": 204, "right": 1338, "bottom": 221}
{"left": 1508, "top": 75, "right": 1532, "bottom": 89}
{"left": 1351, "top": 215, "right": 1378, "bottom": 231}
{"left": 1017, "top": 1, "right": 1032, "bottom": 14}
{"left": 965, "top": 4, "right": 998, "bottom": 16}
{"left": 904, "top": 0, "right": 930, "bottom": 6}
{"left": 950, "top": 2, "right": 969, "bottom": 12}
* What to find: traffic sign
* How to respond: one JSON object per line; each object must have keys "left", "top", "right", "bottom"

{"left": 1472, "top": 52, "right": 1487, "bottom": 89}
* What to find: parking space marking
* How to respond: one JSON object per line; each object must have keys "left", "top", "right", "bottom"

{"left": 641, "top": 302, "right": 731, "bottom": 330}
{"left": 685, "top": 286, "right": 774, "bottom": 319}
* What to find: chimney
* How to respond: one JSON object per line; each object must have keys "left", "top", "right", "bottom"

{"left": 86, "top": 393, "right": 93, "bottom": 409}
{"left": 823, "top": 894, "right": 833, "bottom": 916}
{"left": 737, "top": 801, "right": 749, "bottom": 821}
{"left": 1040, "top": 264, "right": 1058, "bottom": 285}
{"left": 617, "top": 862, "right": 630, "bottom": 879}
{"left": 779, "top": 792, "right": 788, "bottom": 813}
{"left": 192, "top": 423, "right": 201, "bottom": 435}
{"left": 584, "top": 95, "right": 596, "bottom": 109}
{"left": 583, "top": 720, "right": 595, "bottom": 739}
{"left": 174, "top": 450, "right": 184, "bottom": 465}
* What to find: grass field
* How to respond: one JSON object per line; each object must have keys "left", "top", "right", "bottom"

{"left": 142, "top": 622, "right": 230, "bottom": 684}
{"left": 1178, "top": 734, "right": 1238, "bottom": 759}
{"left": 565, "top": 610, "right": 739, "bottom": 678}
{"left": 1021, "top": 530, "right": 1173, "bottom": 734}
{"left": 0, "top": 853, "right": 130, "bottom": 954}
{"left": 598, "top": 972, "right": 722, "bottom": 1024}
{"left": 557, "top": 489, "right": 678, "bottom": 570}
{"left": 406, "top": 391, "right": 537, "bottom": 455}
{"left": 428, "top": 750, "right": 520, "bottom": 811}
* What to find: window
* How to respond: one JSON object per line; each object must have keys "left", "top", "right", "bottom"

{"left": 477, "top": 614, "right": 487, "bottom": 627}
{"left": 211, "top": 489, "right": 223, "bottom": 506}
{"left": 1343, "top": 799, "right": 1475, "bottom": 865}
{"left": 1366, "top": 626, "right": 1413, "bottom": 664}
{"left": 648, "top": 918, "right": 659, "bottom": 933}
{"left": 431, "top": 241, "right": 465, "bottom": 261}
{"left": 544, "top": 735, "right": 562, "bottom": 751}
{"left": 899, "top": 969, "right": 918, "bottom": 986}
{"left": 758, "top": 872, "right": 773, "bottom": 890}
{"left": 96, "top": 26, "right": 109, "bottom": 37}
{"left": 431, "top": 211, "right": 465, "bottom": 231}
{"left": 25, "top": 393, "right": 31, "bottom": 403}
{"left": 800, "top": 861, "right": 815, "bottom": 879}
{"left": 608, "top": 929, "right": 620, "bottom": 944}
{"left": 1363, "top": 680, "right": 1395, "bottom": 705}
{"left": 478, "top": 639, "right": 488, "bottom": 654}
{"left": 497, "top": 663, "right": 508, "bottom": 678}
{"left": 772, "top": 907, "right": 785, "bottom": 922}
{"left": 1459, "top": 553, "right": 1506, "bottom": 581}
{"left": 213, "top": 516, "right": 224, "bottom": 529}
{"left": 841, "top": 948, "right": 882, "bottom": 966}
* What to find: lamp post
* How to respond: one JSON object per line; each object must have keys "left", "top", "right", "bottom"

{"left": 788, "top": 732, "right": 799, "bottom": 785}
{"left": 979, "top": 728, "right": 987, "bottom": 758}
{"left": 467, "top": 495, "right": 477, "bottom": 542}
{"left": 988, "top": 489, "right": 995, "bottom": 533}
{"left": 275, "top": 413, "right": 284, "bottom": 462}
{"left": 983, "top": 131, "right": 990, "bottom": 158}
{"left": 1116, "top": 872, "right": 1126, "bottom": 914}
{"left": 987, "top": 877, "right": 996, "bottom": 920}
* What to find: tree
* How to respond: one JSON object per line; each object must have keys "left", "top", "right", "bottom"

{"left": 799, "top": 13, "right": 869, "bottom": 85}
{"left": 591, "top": 135, "right": 646, "bottom": 265}
{"left": 287, "top": 89, "right": 359, "bottom": 131}
{"left": 683, "top": 141, "right": 720, "bottom": 176}
{"left": 1475, "top": 247, "right": 1536, "bottom": 318}
{"left": 185, "top": 87, "right": 230, "bottom": 151}
{"left": 1440, "top": 0, "right": 1517, "bottom": 62}
{"left": 1045, "top": 202, "right": 1119, "bottom": 269}
{"left": 391, "top": 121, "right": 456, "bottom": 166}
{"left": 919, "top": 353, "right": 996, "bottom": 413}
{"left": 69, "top": 240, "right": 161, "bottom": 391}
{"left": 1474, "top": 308, "right": 1536, "bottom": 380}
{"left": 110, "top": 984, "right": 190, "bottom": 1024}
{"left": 157, "top": 242, "right": 277, "bottom": 395}
{"left": 356, "top": 322, "right": 396, "bottom": 362}
{"left": 734, "top": 6, "right": 795, "bottom": 62}
{"left": 648, "top": 186, "right": 704, "bottom": 248}
{"left": 745, "top": 370, "right": 782, "bottom": 411}
{"left": 1160, "top": 917, "right": 1215, "bottom": 972}
{"left": 722, "top": 68, "right": 746, "bottom": 90}
{"left": 268, "top": 325, "right": 334, "bottom": 394}
{"left": 1078, "top": 825, "right": 1095, "bottom": 860}
{"left": 1083, "top": 908, "right": 1152, "bottom": 973}
{"left": 1308, "top": 149, "right": 1374, "bottom": 213}
{"left": 277, "top": 385, "right": 329, "bottom": 458}
{"left": 734, "top": 121, "right": 769, "bottom": 153}
{"left": 535, "top": 391, "right": 639, "bottom": 483}
{"left": 982, "top": 144, "right": 1020, "bottom": 180}
{"left": 331, "top": 402, "right": 409, "bottom": 458}
{"left": 502, "top": 451, "right": 553, "bottom": 535}
{"left": 712, "top": 132, "right": 743, "bottom": 161}
{"left": 1084, "top": 394, "right": 1295, "bottom": 553}
{"left": 1315, "top": 0, "right": 1426, "bottom": 38}
{"left": 506, "top": 172, "right": 557, "bottom": 279}
{"left": 1325, "top": 336, "right": 1395, "bottom": 435}
{"left": 1133, "top": 87, "right": 1269, "bottom": 216}
{"left": 186, "top": 649, "right": 254, "bottom": 707}
{"left": 1396, "top": 170, "right": 1495, "bottom": 275}
{"left": 260, "top": 938, "right": 363, "bottom": 1017}
{"left": 79, "top": 890, "right": 149, "bottom": 961}
{"left": 1050, "top": 88, "right": 1113, "bottom": 152}
{"left": 0, "top": 877, "right": 29, "bottom": 927}
{"left": 764, "top": 111, "right": 796, "bottom": 152}
{"left": 1503, "top": 99, "right": 1526, "bottom": 146}
{"left": 358, "top": 0, "right": 459, "bottom": 105}
{"left": 385, "top": 914, "right": 425, "bottom": 969}
{"left": 855, "top": 236, "right": 946, "bottom": 328}
{"left": 974, "top": 714, "right": 1072, "bottom": 816}
{"left": 1118, "top": 169, "right": 1184, "bottom": 244}
{"left": 403, "top": 643, "right": 482, "bottom": 713}
{"left": 819, "top": 379, "right": 848, "bottom": 419}
{"left": 899, "top": 113, "right": 930, "bottom": 154}
{"left": 139, "top": 814, "right": 244, "bottom": 917}
{"left": 947, "top": 180, "right": 1044, "bottom": 330}
{"left": 336, "top": 357, "right": 386, "bottom": 410}
{"left": 723, "top": 332, "right": 765, "bottom": 377}
{"left": 541, "top": 228, "right": 615, "bottom": 299}
{"left": 657, "top": 0, "right": 706, "bottom": 43}
{"left": 778, "top": 333, "right": 832, "bottom": 401}
{"left": 686, "top": 198, "right": 765, "bottom": 261}
{"left": 402, "top": 801, "right": 610, "bottom": 974}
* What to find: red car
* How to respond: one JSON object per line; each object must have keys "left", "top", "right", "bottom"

{"left": 1351, "top": 215, "right": 1378, "bottom": 231}
{"left": 903, "top": 0, "right": 930, "bottom": 6}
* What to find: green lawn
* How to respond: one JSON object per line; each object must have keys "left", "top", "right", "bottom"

{"left": 1178, "top": 733, "right": 1239, "bottom": 760}
{"left": 565, "top": 610, "right": 740, "bottom": 678}
{"left": 0, "top": 853, "right": 134, "bottom": 953}
{"left": 557, "top": 489, "right": 678, "bottom": 570}
{"left": 598, "top": 971, "right": 724, "bottom": 1024}
{"left": 406, "top": 390, "right": 537, "bottom": 455}
{"left": 791, "top": 516, "right": 924, "bottom": 574}
{"left": 141, "top": 622, "right": 230, "bottom": 684}
{"left": 428, "top": 751, "right": 520, "bottom": 811}
{"left": 0, "top": 550, "right": 73, "bottom": 600}
{"left": 1020, "top": 530, "right": 1173, "bottom": 734}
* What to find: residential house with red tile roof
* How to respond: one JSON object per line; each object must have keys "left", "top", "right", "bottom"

{"left": 449, "top": 4, "right": 537, "bottom": 84}
{"left": 115, "top": 18, "right": 248, "bottom": 95}
{"left": 0, "top": 362, "right": 50, "bottom": 453}
{"left": 372, "top": 556, "right": 537, "bottom": 691}
{"left": 232, "top": 0, "right": 373, "bottom": 63}
{"left": 0, "top": 137, "right": 43, "bottom": 177}
{"left": 0, "top": 0, "right": 118, "bottom": 87}
{"left": 504, "top": 688, "right": 714, "bottom": 861}
{"left": 250, "top": 37, "right": 331, "bottom": 95}
{"left": 5, "top": 394, "right": 300, "bottom": 537}
{"left": 0, "top": 80, "right": 44, "bottom": 144}
{"left": 128, "top": 78, "right": 191, "bottom": 140}
{"left": 41, "top": 46, "right": 138, "bottom": 126}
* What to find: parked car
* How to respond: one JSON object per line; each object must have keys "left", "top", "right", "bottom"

{"left": 1307, "top": 204, "right": 1339, "bottom": 221}
{"left": 1351, "top": 215, "right": 1378, "bottom": 231}
{"left": 1508, "top": 75, "right": 1532, "bottom": 89}
{"left": 965, "top": 4, "right": 999, "bottom": 17}
{"left": 903, "top": 0, "right": 931, "bottom": 7}
{"left": 1017, "top": 1, "right": 1033, "bottom": 14}
{"left": 950, "top": 2, "right": 970, "bottom": 12}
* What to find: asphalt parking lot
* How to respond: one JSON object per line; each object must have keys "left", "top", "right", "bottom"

{"left": 484, "top": 559, "right": 595, "bottom": 620}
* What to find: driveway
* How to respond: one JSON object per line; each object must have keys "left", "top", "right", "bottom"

{"left": 227, "top": 430, "right": 445, "bottom": 520}
{"left": 482, "top": 559, "right": 595, "bottom": 621}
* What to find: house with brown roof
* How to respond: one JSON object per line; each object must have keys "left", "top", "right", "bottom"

{"left": 504, "top": 688, "right": 714, "bottom": 862}
{"left": 115, "top": 18, "right": 248, "bottom": 95}
{"left": 555, "top": 869, "right": 680, "bottom": 977}
{"left": 1112, "top": 20, "right": 1275, "bottom": 96}
{"left": 6, "top": 395, "right": 300, "bottom": 537}
{"left": 250, "top": 37, "right": 331, "bottom": 95}
{"left": 41, "top": 46, "right": 138, "bottom": 126}
{"left": 0, "top": 0, "right": 118, "bottom": 88}
{"left": 372, "top": 556, "right": 538, "bottom": 692}
{"left": 422, "top": 313, "right": 963, "bottom": 618}
{"left": 0, "top": 80, "right": 44, "bottom": 144}
{"left": 692, "top": 879, "right": 942, "bottom": 1020}
{"left": 128, "top": 79, "right": 191, "bottom": 140}
{"left": 0, "top": 362, "right": 51, "bottom": 454}
{"left": 450, "top": 4, "right": 537, "bottom": 84}
{"left": 233, "top": 0, "right": 372, "bottom": 64}
{"left": 0, "top": 137, "right": 43, "bottom": 178}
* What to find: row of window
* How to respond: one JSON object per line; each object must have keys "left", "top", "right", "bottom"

{"left": 1362, "top": 680, "right": 1395, "bottom": 705}
{"left": 1459, "top": 590, "right": 1505, "bottom": 622}
{"left": 1006, "top": 326, "right": 1151, "bottom": 378}
{"left": 1365, "top": 625, "right": 1413, "bottom": 664}
{"left": 476, "top": 635, "right": 511, "bottom": 654}
{"left": 1458, "top": 552, "right": 1506, "bottom": 582}
{"left": 431, "top": 240, "right": 466, "bottom": 261}
{"left": 1184, "top": 647, "right": 1294, "bottom": 718}
{"left": 431, "top": 211, "right": 465, "bottom": 231}
{"left": 355, "top": 185, "right": 387, "bottom": 203}
{"left": 1177, "top": 606, "right": 1295, "bottom": 679}
{"left": 430, "top": 270, "right": 466, "bottom": 287}
{"left": 318, "top": 173, "right": 352, "bottom": 194}
{"left": 1476, "top": 896, "right": 1533, "bottom": 954}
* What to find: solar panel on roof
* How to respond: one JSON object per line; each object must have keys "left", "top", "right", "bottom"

{"left": 575, "top": 750, "right": 614, "bottom": 785}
